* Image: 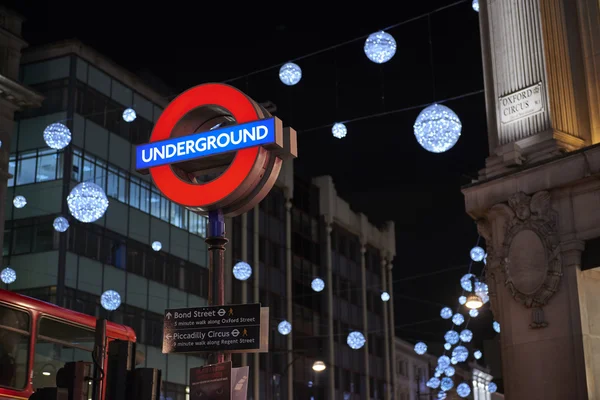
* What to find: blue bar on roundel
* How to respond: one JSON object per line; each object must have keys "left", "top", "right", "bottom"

{"left": 135, "top": 117, "right": 277, "bottom": 170}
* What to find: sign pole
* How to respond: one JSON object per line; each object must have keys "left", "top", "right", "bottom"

{"left": 206, "top": 209, "right": 230, "bottom": 363}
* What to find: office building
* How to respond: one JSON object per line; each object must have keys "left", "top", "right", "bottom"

{"left": 1, "top": 18, "right": 397, "bottom": 400}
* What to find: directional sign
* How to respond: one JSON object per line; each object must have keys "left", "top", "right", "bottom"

{"left": 162, "top": 303, "right": 262, "bottom": 354}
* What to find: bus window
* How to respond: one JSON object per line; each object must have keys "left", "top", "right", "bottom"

{"left": 33, "top": 317, "right": 95, "bottom": 390}
{"left": 0, "top": 304, "right": 30, "bottom": 390}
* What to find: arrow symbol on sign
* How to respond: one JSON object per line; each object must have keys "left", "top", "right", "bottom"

{"left": 231, "top": 329, "right": 240, "bottom": 337}
{"left": 166, "top": 334, "right": 172, "bottom": 340}
{"left": 218, "top": 309, "right": 226, "bottom": 317}
{"left": 166, "top": 312, "right": 172, "bottom": 319}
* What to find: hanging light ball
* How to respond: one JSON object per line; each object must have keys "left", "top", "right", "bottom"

{"left": 311, "top": 277, "right": 325, "bottom": 292}
{"left": 440, "top": 377, "right": 454, "bottom": 391}
{"left": 457, "top": 383, "right": 471, "bottom": 398}
{"left": 438, "top": 392, "right": 447, "bottom": 400}
{"left": 43, "top": 122, "right": 72, "bottom": 150}
{"left": 381, "top": 291, "right": 390, "bottom": 302}
{"left": 458, "top": 295, "right": 467, "bottom": 305}
{"left": 434, "top": 371, "right": 442, "bottom": 378}
{"left": 364, "top": 31, "right": 397, "bottom": 64}
{"left": 53, "top": 216, "right": 70, "bottom": 232}
{"left": 13, "top": 195, "right": 27, "bottom": 209}
{"left": 459, "top": 329, "right": 473, "bottom": 343}
{"left": 67, "top": 182, "right": 109, "bottom": 223}
{"left": 444, "top": 342, "right": 451, "bottom": 350}
{"left": 233, "top": 261, "right": 252, "bottom": 281}
{"left": 493, "top": 321, "right": 501, "bottom": 333}
{"left": 413, "top": 104, "right": 462, "bottom": 153}
{"left": 474, "top": 350, "right": 483, "bottom": 360}
{"left": 347, "top": 331, "right": 366, "bottom": 350}
{"left": 474, "top": 281, "right": 490, "bottom": 304}
{"left": 152, "top": 241, "right": 162, "bottom": 252}
{"left": 453, "top": 346, "right": 469, "bottom": 363}
{"left": 444, "top": 330, "right": 459, "bottom": 345}
{"left": 488, "top": 382, "right": 498, "bottom": 393}
{"left": 426, "top": 377, "right": 441, "bottom": 389}
{"left": 470, "top": 246, "right": 485, "bottom": 262}
{"left": 451, "top": 357, "right": 458, "bottom": 365}
{"left": 0, "top": 267, "right": 16, "bottom": 284}
{"left": 472, "top": 0, "right": 480, "bottom": 12}
{"left": 469, "top": 308, "right": 479, "bottom": 318}
{"left": 483, "top": 253, "right": 487, "bottom": 265}
{"left": 332, "top": 123, "right": 347, "bottom": 139}
{"left": 460, "top": 273, "right": 475, "bottom": 291}
{"left": 452, "top": 313, "right": 465, "bottom": 326}
{"left": 444, "top": 366, "right": 455, "bottom": 377}
{"left": 122, "top": 108, "right": 137, "bottom": 123}
{"left": 100, "top": 290, "right": 121, "bottom": 311}
{"left": 307, "top": 381, "right": 313, "bottom": 388}
{"left": 278, "top": 320, "right": 292, "bottom": 335}
{"left": 279, "top": 62, "right": 302, "bottom": 86}
{"left": 440, "top": 307, "right": 453, "bottom": 319}
{"left": 437, "top": 355, "right": 451, "bottom": 370}
{"left": 414, "top": 342, "right": 427, "bottom": 355}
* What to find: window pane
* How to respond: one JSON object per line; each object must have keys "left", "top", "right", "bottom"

{"left": 7, "top": 157, "right": 15, "bottom": 187}
{"left": 36, "top": 151, "right": 58, "bottom": 182}
{"left": 37, "top": 318, "right": 95, "bottom": 351}
{"left": 82, "top": 157, "right": 94, "bottom": 182}
{"left": 170, "top": 204, "right": 182, "bottom": 228}
{"left": 16, "top": 154, "right": 36, "bottom": 185}
{"left": 118, "top": 171, "right": 128, "bottom": 203}
{"left": 160, "top": 198, "right": 169, "bottom": 222}
{"left": 150, "top": 190, "right": 161, "bottom": 218}
{"left": 13, "top": 226, "right": 32, "bottom": 255}
{"left": 94, "top": 162, "right": 106, "bottom": 190}
{"left": 0, "top": 305, "right": 30, "bottom": 390}
{"left": 72, "top": 152, "right": 82, "bottom": 181}
{"left": 33, "top": 339, "right": 92, "bottom": 391}
{"left": 107, "top": 168, "right": 118, "bottom": 199}
{"left": 140, "top": 182, "right": 149, "bottom": 213}
{"left": 129, "top": 180, "right": 140, "bottom": 208}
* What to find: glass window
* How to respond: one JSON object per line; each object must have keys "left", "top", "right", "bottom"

{"left": 129, "top": 178, "right": 140, "bottom": 209}
{"left": 94, "top": 159, "right": 106, "bottom": 190}
{"left": 7, "top": 157, "right": 15, "bottom": 187}
{"left": 160, "top": 198, "right": 170, "bottom": 222}
{"left": 16, "top": 151, "right": 36, "bottom": 185}
{"left": 36, "top": 149, "right": 58, "bottom": 182}
{"left": 140, "top": 181, "right": 150, "bottom": 213}
{"left": 107, "top": 166, "right": 119, "bottom": 199}
{"left": 72, "top": 151, "right": 82, "bottom": 181}
{"left": 150, "top": 189, "right": 161, "bottom": 218}
{"left": 118, "top": 170, "right": 128, "bottom": 203}
{"left": 0, "top": 304, "right": 30, "bottom": 390}
{"left": 34, "top": 318, "right": 94, "bottom": 390}
{"left": 82, "top": 156, "right": 94, "bottom": 182}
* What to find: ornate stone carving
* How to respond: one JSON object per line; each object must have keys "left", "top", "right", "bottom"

{"left": 501, "top": 191, "right": 562, "bottom": 313}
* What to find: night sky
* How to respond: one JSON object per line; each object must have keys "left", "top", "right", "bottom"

{"left": 8, "top": 0, "right": 496, "bottom": 349}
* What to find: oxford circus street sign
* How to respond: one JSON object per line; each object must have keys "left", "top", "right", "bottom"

{"left": 136, "top": 83, "right": 297, "bottom": 216}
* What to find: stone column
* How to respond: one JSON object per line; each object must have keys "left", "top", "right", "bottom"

{"left": 381, "top": 259, "right": 391, "bottom": 400}
{"left": 284, "top": 196, "right": 293, "bottom": 400}
{"left": 324, "top": 222, "right": 335, "bottom": 400}
{"left": 359, "top": 244, "right": 371, "bottom": 398}
{"left": 387, "top": 262, "right": 396, "bottom": 397}
{"left": 241, "top": 212, "right": 248, "bottom": 368}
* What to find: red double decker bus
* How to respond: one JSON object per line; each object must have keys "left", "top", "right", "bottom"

{"left": 0, "top": 288, "right": 137, "bottom": 400}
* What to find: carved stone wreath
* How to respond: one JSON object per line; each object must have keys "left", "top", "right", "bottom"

{"left": 501, "top": 191, "right": 562, "bottom": 308}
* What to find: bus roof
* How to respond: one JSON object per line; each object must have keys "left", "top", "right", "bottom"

{"left": 0, "top": 288, "right": 136, "bottom": 342}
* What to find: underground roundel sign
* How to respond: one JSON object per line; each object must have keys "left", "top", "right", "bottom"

{"left": 135, "top": 83, "right": 297, "bottom": 216}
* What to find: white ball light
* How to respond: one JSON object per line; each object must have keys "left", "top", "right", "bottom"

{"left": 233, "top": 261, "right": 252, "bottom": 281}
{"left": 444, "top": 330, "right": 459, "bottom": 345}
{"left": 43, "top": 122, "right": 72, "bottom": 150}
{"left": 457, "top": 383, "right": 471, "bottom": 398}
{"left": 381, "top": 291, "right": 390, "bottom": 302}
{"left": 441, "top": 377, "right": 454, "bottom": 391}
{"left": 1, "top": 267, "right": 16, "bottom": 284}
{"left": 444, "top": 366, "right": 455, "bottom": 377}
{"left": 470, "top": 246, "right": 485, "bottom": 262}
{"left": 460, "top": 273, "right": 475, "bottom": 292}
{"left": 364, "top": 31, "right": 397, "bottom": 64}
{"left": 493, "top": 321, "right": 501, "bottom": 333}
{"left": 469, "top": 308, "right": 479, "bottom": 317}
{"left": 438, "top": 392, "right": 447, "bottom": 400}
{"left": 472, "top": 0, "right": 480, "bottom": 12}
{"left": 332, "top": 123, "right": 347, "bottom": 139}
{"left": 414, "top": 342, "right": 427, "bottom": 355}
{"left": 441, "top": 307, "right": 453, "bottom": 319}
{"left": 459, "top": 295, "right": 467, "bottom": 305}
{"left": 488, "top": 382, "right": 497, "bottom": 393}
{"left": 13, "top": 195, "right": 27, "bottom": 209}
{"left": 437, "top": 355, "right": 451, "bottom": 370}
{"left": 311, "top": 277, "right": 325, "bottom": 292}
{"left": 152, "top": 241, "right": 162, "bottom": 252}
{"left": 100, "top": 290, "right": 121, "bottom": 311}
{"left": 444, "top": 342, "right": 451, "bottom": 350}
{"left": 53, "top": 216, "right": 70, "bottom": 232}
{"left": 67, "top": 182, "right": 109, "bottom": 223}
{"left": 413, "top": 104, "right": 462, "bottom": 153}
{"left": 452, "top": 313, "right": 465, "bottom": 326}
{"left": 279, "top": 63, "right": 302, "bottom": 86}
{"left": 460, "top": 329, "right": 473, "bottom": 343}
{"left": 475, "top": 281, "right": 490, "bottom": 304}
{"left": 278, "top": 320, "right": 292, "bottom": 335}
{"left": 453, "top": 346, "right": 469, "bottom": 363}
{"left": 347, "top": 331, "right": 366, "bottom": 350}
{"left": 474, "top": 350, "right": 483, "bottom": 360}
{"left": 426, "top": 377, "right": 441, "bottom": 389}
{"left": 122, "top": 108, "right": 137, "bottom": 123}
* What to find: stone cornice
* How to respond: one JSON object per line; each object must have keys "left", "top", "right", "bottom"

{"left": 0, "top": 73, "right": 43, "bottom": 109}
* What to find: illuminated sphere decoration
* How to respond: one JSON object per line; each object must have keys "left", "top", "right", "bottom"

{"left": 451, "top": 356, "right": 458, "bottom": 365}
{"left": 233, "top": 261, "right": 252, "bottom": 281}
{"left": 279, "top": 62, "right": 302, "bottom": 86}
{"left": 311, "top": 277, "right": 325, "bottom": 292}
{"left": 483, "top": 253, "right": 487, "bottom": 265}
{"left": 444, "top": 366, "right": 455, "bottom": 377}
{"left": 440, "top": 307, "right": 453, "bottom": 319}
{"left": 470, "top": 246, "right": 485, "bottom": 262}
{"left": 122, "top": 108, "right": 137, "bottom": 123}
{"left": 100, "top": 290, "right": 121, "bottom": 311}
{"left": 67, "top": 182, "right": 109, "bottom": 223}
{"left": 460, "top": 329, "right": 473, "bottom": 343}
{"left": 1, "top": 267, "right": 16, "bottom": 284}
{"left": 381, "top": 291, "right": 390, "bottom": 302}
{"left": 152, "top": 241, "right": 162, "bottom": 252}
{"left": 472, "top": 0, "right": 480, "bottom": 12}
{"left": 437, "top": 355, "right": 451, "bottom": 370}
{"left": 441, "top": 377, "right": 454, "bottom": 391}
{"left": 53, "top": 216, "right": 70, "bottom": 233}
{"left": 278, "top": 320, "right": 292, "bottom": 335}
{"left": 475, "top": 281, "right": 490, "bottom": 304}
{"left": 438, "top": 392, "right": 447, "bottom": 400}
{"left": 43, "top": 122, "right": 72, "bottom": 150}
{"left": 414, "top": 342, "right": 427, "bottom": 355}
{"left": 452, "top": 346, "right": 469, "bottom": 363}
{"left": 469, "top": 309, "right": 479, "bottom": 318}
{"left": 332, "top": 123, "right": 347, "bottom": 139}
{"left": 347, "top": 331, "right": 366, "bottom": 350}
{"left": 413, "top": 104, "right": 462, "bottom": 153}
{"left": 426, "top": 377, "right": 441, "bottom": 389}
{"left": 474, "top": 350, "right": 483, "bottom": 360}
{"left": 460, "top": 273, "right": 475, "bottom": 292}
{"left": 364, "top": 31, "right": 397, "bottom": 64}
{"left": 452, "top": 313, "right": 465, "bottom": 326}
{"left": 444, "top": 330, "right": 459, "bottom": 345}
{"left": 457, "top": 383, "right": 471, "bottom": 398}
{"left": 488, "top": 382, "right": 498, "bottom": 393}
{"left": 493, "top": 321, "right": 501, "bottom": 333}
{"left": 444, "top": 342, "right": 451, "bottom": 350}
{"left": 13, "top": 195, "right": 27, "bottom": 209}
{"left": 459, "top": 295, "right": 467, "bottom": 305}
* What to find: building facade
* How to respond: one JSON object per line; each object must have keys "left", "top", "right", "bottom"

{"left": 2, "top": 34, "right": 397, "bottom": 400}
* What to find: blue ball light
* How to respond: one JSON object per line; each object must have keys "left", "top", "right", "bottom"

{"left": 332, "top": 123, "right": 347, "bottom": 139}
{"left": 488, "top": 382, "right": 498, "bottom": 393}
{"left": 413, "top": 104, "right": 462, "bottom": 153}
{"left": 1, "top": 267, "right": 16, "bottom": 284}
{"left": 43, "top": 122, "right": 72, "bottom": 150}
{"left": 101, "top": 290, "right": 121, "bottom": 311}
{"left": 279, "top": 63, "right": 302, "bottom": 86}
{"left": 233, "top": 261, "right": 252, "bottom": 281}
{"left": 457, "top": 383, "right": 471, "bottom": 398}
{"left": 278, "top": 320, "right": 292, "bottom": 335}
{"left": 364, "top": 31, "right": 397, "bottom": 64}
{"left": 67, "top": 182, "right": 109, "bottom": 223}
{"left": 53, "top": 216, "right": 69, "bottom": 233}
{"left": 122, "top": 108, "right": 137, "bottom": 123}
{"left": 470, "top": 246, "right": 485, "bottom": 262}
{"left": 414, "top": 342, "right": 427, "bottom": 355}
{"left": 444, "top": 330, "right": 459, "bottom": 345}
{"left": 311, "top": 278, "right": 325, "bottom": 292}
{"left": 452, "top": 313, "right": 465, "bottom": 326}
{"left": 440, "top": 377, "right": 454, "bottom": 391}
{"left": 441, "top": 307, "right": 452, "bottom": 319}
{"left": 347, "top": 331, "right": 366, "bottom": 350}
{"left": 472, "top": 0, "right": 480, "bottom": 12}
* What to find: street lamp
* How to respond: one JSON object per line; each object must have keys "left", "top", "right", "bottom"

{"left": 312, "top": 361, "right": 326, "bottom": 372}
{"left": 465, "top": 294, "right": 483, "bottom": 309}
